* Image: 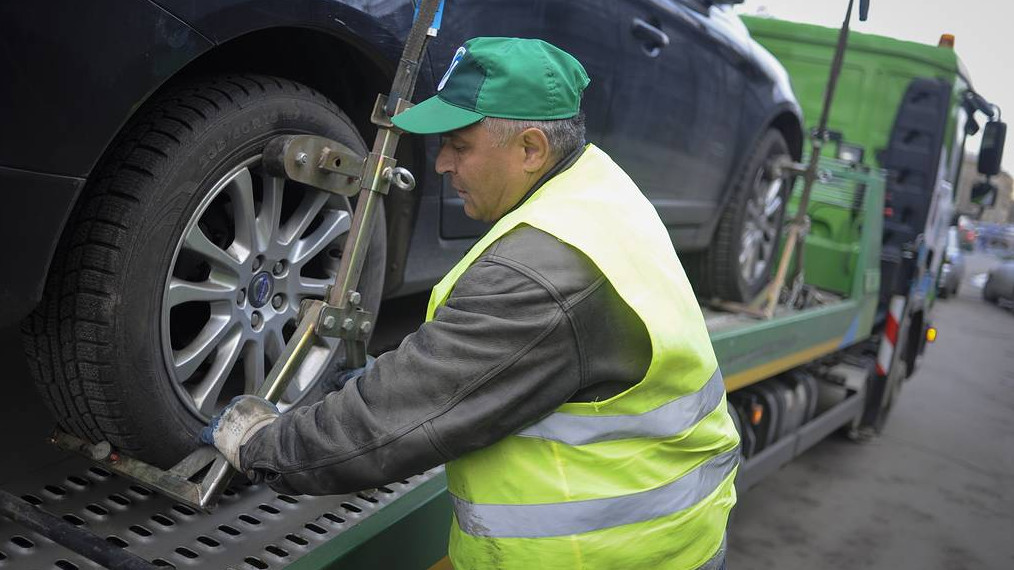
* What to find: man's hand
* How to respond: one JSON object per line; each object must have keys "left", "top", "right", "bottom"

{"left": 322, "top": 355, "right": 377, "bottom": 392}
{"left": 199, "top": 395, "right": 279, "bottom": 471}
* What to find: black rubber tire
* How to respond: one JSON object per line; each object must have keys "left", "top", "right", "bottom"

{"left": 21, "top": 75, "right": 386, "bottom": 467}
{"left": 982, "top": 283, "right": 998, "bottom": 303}
{"left": 691, "top": 129, "right": 792, "bottom": 302}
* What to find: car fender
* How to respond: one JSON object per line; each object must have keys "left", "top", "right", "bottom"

{"left": 0, "top": 0, "right": 418, "bottom": 326}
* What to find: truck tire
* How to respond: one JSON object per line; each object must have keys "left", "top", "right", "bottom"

{"left": 21, "top": 75, "right": 386, "bottom": 467}
{"left": 692, "top": 129, "right": 792, "bottom": 302}
{"left": 860, "top": 355, "right": 904, "bottom": 434}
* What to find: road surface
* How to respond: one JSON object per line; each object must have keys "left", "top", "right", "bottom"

{"left": 728, "top": 252, "right": 1014, "bottom": 569}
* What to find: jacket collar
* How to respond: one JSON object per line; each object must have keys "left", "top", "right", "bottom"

{"left": 501, "top": 145, "right": 586, "bottom": 218}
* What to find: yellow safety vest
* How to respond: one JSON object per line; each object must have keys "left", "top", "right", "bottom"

{"left": 426, "top": 145, "right": 740, "bottom": 569}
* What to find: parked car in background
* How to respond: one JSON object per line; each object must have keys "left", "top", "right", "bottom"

{"left": 3, "top": 0, "right": 803, "bottom": 467}
{"left": 982, "top": 260, "right": 1014, "bottom": 305}
{"left": 938, "top": 227, "right": 965, "bottom": 298}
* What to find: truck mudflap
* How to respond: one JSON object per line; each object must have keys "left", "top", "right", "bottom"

{"left": 875, "top": 294, "right": 906, "bottom": 376}
{"left": 0, "top": 457, "right": 444, "bottom": 569}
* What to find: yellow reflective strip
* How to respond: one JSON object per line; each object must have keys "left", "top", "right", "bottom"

{"left": 724, "top": 338, "right": 842, "bottom": 392}
{"left": 450, "top": 450, "right": 739, "bottom": 539}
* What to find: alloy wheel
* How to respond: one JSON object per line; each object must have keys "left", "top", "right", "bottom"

{"left": 161, "top": 157, "right": 351, "bottom": 419}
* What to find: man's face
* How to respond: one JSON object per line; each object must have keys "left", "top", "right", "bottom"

{"left": 435, "top": 123, "right": 530, "bottom": 223}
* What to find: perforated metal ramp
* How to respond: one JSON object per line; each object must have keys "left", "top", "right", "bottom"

{"left": 0, "top": 454, "right": 441, "bottom": 569}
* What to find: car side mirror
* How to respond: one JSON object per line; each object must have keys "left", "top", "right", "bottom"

{"left": 971, "top": 181, "right": 997, "bottom": 207}
{"left": 978, "top": 121, "right": 1006, "bottom": 176}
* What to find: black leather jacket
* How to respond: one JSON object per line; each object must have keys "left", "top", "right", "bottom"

{"left": 242, "top": 153, "right": 652, "bottom": 496}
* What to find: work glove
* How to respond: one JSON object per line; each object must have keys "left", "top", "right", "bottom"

{"left": 199, "top": 395, "right": 279, "bottom": 471}
{"left": 322, "top": 354, "right": 376, "bottom": 393}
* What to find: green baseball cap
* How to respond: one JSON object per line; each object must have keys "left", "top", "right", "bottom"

{"left": 391, "top": 37, "right": 590, "bottom": 134}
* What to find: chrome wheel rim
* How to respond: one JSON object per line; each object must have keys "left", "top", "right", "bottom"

{"left": 740, "top": 165, "right": 784, "bottom": 284}
{"left": 161, "top": 157, "right": 351, "bottom": 419}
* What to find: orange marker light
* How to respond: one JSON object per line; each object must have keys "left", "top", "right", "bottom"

{"left": 939, "top": 34, "right": 955, "bottom": 48}
{"left": 750, "top": 403, "right": 764, "bottom": 426}
{"left": 926, "top": 327, "right": 937, "bottom": 343}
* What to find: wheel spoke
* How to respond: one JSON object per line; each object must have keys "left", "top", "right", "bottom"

{"left": 745, "top": 199, "right": 763, "bottom": 223}
{"left": 257, "top": 176, "right": 285, "bottom": 253}
{"left": 226, "top": 167, "right": 256, "bottom": 260}
{"left": 243, "top": 338, "right": 266, "bottom": 395}
{"left": 265, "top": 326, "right": 287, "bottom": 363}
{"left": 281, "top": 191, "right": 330, "bottom": 245}
{"left": 763, "top": 179, "right": 784, "bottom": 217}
{"left": 297, "top": 276, "right": 332, "bottom": 298}
{"left": 184, "top": 226, "right": 242, "bottom": 275}
{"left": 291, "top": 210, "right": 352, "bottom": 265}
{"left": 173, "top": 313, "right": 235, "bottom": 381}
{"left": 167, "top": 276, "right": 238, "bottom": 308}
{"left": 191, "top": 328, "right": 246, "bottom": 416}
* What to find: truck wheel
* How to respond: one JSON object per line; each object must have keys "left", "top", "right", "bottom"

{"left": 21, "top": 75, "right": 386, "bottom": 467}
{"left": 694, "top": 130, "right": 792, "bottom": 302}
{"left": 859, "top": 359, "right": 905, "bottom": 434}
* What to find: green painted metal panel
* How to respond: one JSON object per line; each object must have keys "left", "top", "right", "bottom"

{"left": 743, "top": 16, "right": 967, "bottom": 169}
{"left": 287, "top": 473, "right": 452, "bottom": 570}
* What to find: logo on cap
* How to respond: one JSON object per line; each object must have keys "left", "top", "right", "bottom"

{"left": 438, "top": 46, "right": 467, "bottom": 92}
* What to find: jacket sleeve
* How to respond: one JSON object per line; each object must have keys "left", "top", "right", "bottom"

{"left": 240, "top": 256, "right": 585, "bottom": 496}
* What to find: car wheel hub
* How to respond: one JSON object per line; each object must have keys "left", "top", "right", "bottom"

{"left": 248, "top": 272, "right": 275, "bottom": 308}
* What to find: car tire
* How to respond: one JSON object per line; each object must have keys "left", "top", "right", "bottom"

{"left": 982, "top": 281, "right": 998, "bottom": 303}
{"left": 692, "top": 129, "right": 792, "bottom": 302}
{"left": 21, "top": 75, "right": 386, "bottom": 467}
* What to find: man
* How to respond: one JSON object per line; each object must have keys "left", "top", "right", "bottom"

{"left": 203, "top": 37, "right": 740, "bottom": 569}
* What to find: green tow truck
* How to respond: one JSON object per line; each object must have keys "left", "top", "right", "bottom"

{"left": 301, "top": 13, "right": 1007, "bottom": 568}
{"left": 0, "top": 5, "right": 1006, "bottom": 570}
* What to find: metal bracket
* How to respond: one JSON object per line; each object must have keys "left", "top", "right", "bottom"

{"left": 316, "top": 290, "right": 374, "bottom": 341}
{"left": 372, "top": 93, "right": 414, "bottom": 129}
{"left": 51, "top": 432, "right": 231, "bottom": 512}
{"left": 262, "top": 135, "right": 365, "bottom": 196}
{"left": 362, "top": 152, "right": 399, "bottom": 195}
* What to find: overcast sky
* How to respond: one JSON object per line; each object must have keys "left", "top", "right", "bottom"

{"left": 734, "top": 0, "right": 1012, "bottom": 173}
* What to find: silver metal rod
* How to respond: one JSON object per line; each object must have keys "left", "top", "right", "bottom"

{"left": 328, "top": 189, "right": 382, "bottom": 308}
{"left": 257, "top": 301, "right": 324, "bottom": 401}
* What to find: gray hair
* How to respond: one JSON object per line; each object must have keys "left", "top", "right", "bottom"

{"left": 482, "top": 112, "right": 586, "bottom": 159}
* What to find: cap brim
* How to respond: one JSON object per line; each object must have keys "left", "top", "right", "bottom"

{"left": 391, "top": 95, "right": 485, "bottom": 134}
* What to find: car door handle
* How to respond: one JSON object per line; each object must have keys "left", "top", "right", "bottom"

{"left": 631, "top": 18, "right": 670, "bottom": 57}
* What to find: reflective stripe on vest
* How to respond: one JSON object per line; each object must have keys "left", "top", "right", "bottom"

{"left": 450, "top": 449, "right": 739, "bottom": 539}
{"left": 517, "top": 368, "right": 725, "bottom": 445}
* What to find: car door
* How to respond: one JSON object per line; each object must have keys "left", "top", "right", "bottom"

{"left": 433, "top": 0, "right": 618, "bottom": 239}
{"left": 605, "top": 0, "right": 745, "bottom": 246}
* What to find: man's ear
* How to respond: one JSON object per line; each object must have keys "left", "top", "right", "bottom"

{"left": 519, "top": 128, "right": 551, "bottom": 174}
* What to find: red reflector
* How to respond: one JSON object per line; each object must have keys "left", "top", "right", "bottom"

{"left": 884, "top": 207, "right": 894, "bottom": 217}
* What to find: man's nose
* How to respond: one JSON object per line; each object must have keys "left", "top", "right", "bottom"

{"left": 435, "top": 145, "right": 453, "bottom": 175}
